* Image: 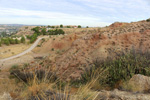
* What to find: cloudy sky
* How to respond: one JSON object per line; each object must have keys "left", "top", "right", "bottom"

{"left": 0, "top": 0, "right": 149, "bottom": 26}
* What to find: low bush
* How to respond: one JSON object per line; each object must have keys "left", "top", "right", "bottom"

{"left": 146, "top": 18, "right": 150, "bottom": 22}
{"left": 76, "top": 49, "right": 150, "bottom": 89}
{"left": 48, "top": 29, "right": 65, "bottom": 35}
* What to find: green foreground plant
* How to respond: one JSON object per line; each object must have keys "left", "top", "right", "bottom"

{"left": 76, "top": 49, "right": 150, "bottom": 89}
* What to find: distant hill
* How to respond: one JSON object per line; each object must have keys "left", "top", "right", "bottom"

{"left": 0, "top": 24, "right": 24, "bottom": 26}
{"left": 0, "top": 24, "right": 47, "bottom": 26}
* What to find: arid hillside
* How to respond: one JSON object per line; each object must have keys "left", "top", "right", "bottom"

{"left": 50, "top": 21, "right": 150, "bottom": 80}
{"left": 1, "top": 20, "right": 150, "bottom": 100}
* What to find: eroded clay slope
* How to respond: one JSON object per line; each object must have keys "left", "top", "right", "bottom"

{"left": 53, "top": 21, "right": 150, "bottom": 80}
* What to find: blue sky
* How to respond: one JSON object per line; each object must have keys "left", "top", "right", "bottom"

{"left": 0, "top": 0, "right": 149, "bottom": 26}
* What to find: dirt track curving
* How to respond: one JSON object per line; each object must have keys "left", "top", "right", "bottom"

{"left": 0, "top": 36, "right": 48, "bottom": 62}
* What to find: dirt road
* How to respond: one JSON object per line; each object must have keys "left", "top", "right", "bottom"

{"left": 0, "top": 36, "right": 48, "bottom": 62}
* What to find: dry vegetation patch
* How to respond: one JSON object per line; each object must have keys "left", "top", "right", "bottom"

{"left": 0, "top": 44, "right": 31, "bottom": 59}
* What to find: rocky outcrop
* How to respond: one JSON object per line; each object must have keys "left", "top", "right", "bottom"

{"left": 128, "top": 74, "right": 150, "bottom": 93}
{"left": 96, "top": 89, "right": 150, "bottom": 100}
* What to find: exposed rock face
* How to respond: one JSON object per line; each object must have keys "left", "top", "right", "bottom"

{"left": 96, "top": 89, "right": 150, "bottom": 100}
{"left": 53, "top": 21, "right": 150, "bottom": 80}
{"left": 128, "top": 74, "right": 150, "bottom": 93}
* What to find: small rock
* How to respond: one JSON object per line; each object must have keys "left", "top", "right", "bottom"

{"left": 128, "top": 74, "right": 150, "bottom": 93}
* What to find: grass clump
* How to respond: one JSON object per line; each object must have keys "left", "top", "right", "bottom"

{"left": 9, "top": 68, "right": 99, "bottom": 100}
{"left": 9, "top": 65, "right": 19, "bottom": 73}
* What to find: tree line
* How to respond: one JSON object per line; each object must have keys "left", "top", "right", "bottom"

{"left": 26, "top": 27, "right": 65, "bottom": 43}
{"left": 47, "top": 24, "right": 82, "bottom": 28}
{"left": 0, "top": 36, "right": 25, "bottom": 46}
{"left": 0, "top": 26, "right": 66, "bottom": 46}
{"left": 48, "top": 29, "right": 65, "bottom": 35}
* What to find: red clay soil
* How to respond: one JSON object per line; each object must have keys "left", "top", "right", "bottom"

{"left": 52, "top": 21, "right": 150, "bottom": 81}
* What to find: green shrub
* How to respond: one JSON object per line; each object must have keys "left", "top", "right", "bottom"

{"left": 21, "top": 36, "right": 25, "bottom": 43}
{"left": 0, "top": 41, "right": 1, "bottom": 46}
{"left": 67, "top": 26, "right": 71, "bottom": 28}
{"left": 60, "top": 24, "right": 63, "bottom": 28}
{"left": 15, "top": 39, "right": 20, "bottom": 44}
{"left": 31, "top": 26, "right": 40, "bottom": 34}
{"left": 76, "top": 49, "right": 150, "bottom": 89}
{"left": 9, "top": 65, "right": 19, "bottom": 73}
{"left": 37, "top": 45, "right": 41, "bottom": 47}
{"left": 41, "top": 28, "right": 47, "bottom": 35}
{"left": 78, "top": 25, "right": 82, "bottom": 28}
{"left": 51, "top": 48, "right": 54, "bottom": 51}
{"left": 48, "top": 29, "right": 65, "bottom": 35}
{"left": 146, "top": 18, "right": 150, "bottom": 22}
{"left": 4, "top": 39, "right": 10, "bottom": 45}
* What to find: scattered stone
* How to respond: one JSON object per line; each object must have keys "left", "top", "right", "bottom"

{"left": 128, "top": 74, "right": 150, "bottom": 93}
{"left": 96, "top": 89, "right": 150, "bottom": 100}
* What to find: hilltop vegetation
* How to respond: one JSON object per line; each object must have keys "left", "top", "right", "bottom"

{"left": 27, "top": 26, "right": 65, "bottom": 43}
{"left": 0, "top": 26, "right": 66, "bottom": 46}
{"left": 146, "top": 18, "right": 150, "bottom": 22}
{"left": 1, "top": 20, "right": 150, "bottom": 99}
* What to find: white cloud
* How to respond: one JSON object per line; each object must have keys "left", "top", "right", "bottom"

{"left": 0, "top": 7, "right": 110, "bottom": 26}
{"left": 75, "top": 0, "right": 150, "bottom": 21}
{"left": 0, "top": 7, "right": 97, "bottom": 20}
{"left": 0, "top": 0, "right": 149, "bottom": 26}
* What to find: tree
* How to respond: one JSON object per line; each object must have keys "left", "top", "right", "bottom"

{"left": 78, "top": 25, "right": 81, "bottom": 28}
{"left": 30, "top": 34, "right": 37, "bottom": 43}
{"left": 4, "top": 39, "right": 10, "bottom": 46}
{"left": 9, "top": 38, "right": 15, "bottom": 44}
{"left": 86, "top": 26, "right": 89, "bottom": 28}
{"left": 48, "top": 30, "right": 54, "bottom": 35}
{"left": 51, "top": 26, "right": 55, "bottom": 28}
{"left": 21, "top": 36, "right": 25, "bottom": 43}
{"left": 41, "top": 28, "right": 47, "bottom": 35}
{"left": 60, "top": 24, "right": 63, "bottom": 28}
{"left": 0, "top": 41, "right": 1, "bottom": 47}
{"left": 67, "top": 26, "right": 71, "bottom": 28}
{"left": 26, "top": 35, "right": 31, "bottom": 39}
{"left": 15, "top": 39, "right": 19, "bottom": 44}
{"left": 48, "top": 29, "right": 65, "bottom": 35}
{"left": 146, "top": 18, "right": 150, "bottom": 22}
{"left": 55, "top": 29, "right": 65, "bottom": 35}
{"left": 31, "top": 27, "right": 40, "bottom": 34}
{"left": 48, "top": 25, "right": 51, "bottom": 28}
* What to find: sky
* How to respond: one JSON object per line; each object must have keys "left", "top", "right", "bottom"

{"left": 0, "top": 0, "right": 149, "bottom": 27}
